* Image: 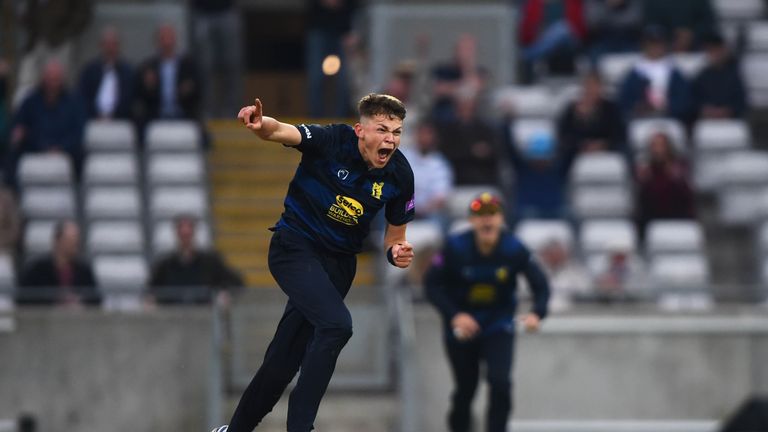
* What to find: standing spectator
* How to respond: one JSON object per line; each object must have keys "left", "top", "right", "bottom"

{"left": 584, "top": 0, "right": 642, "bottom": 62}
{"left": 191, "top": 0, "right": 244, "bottom": 118}
{"left": 692, "top": 33, "right": 748, "bottom": 121}
{"left": 430, "top": 34, "right": 489, "bottom": 122}
{"left": 557, "top": 72, "right": 628, "bottom": 162}
{"left": 136, "top": 24, "right": 202, "bottom": 130}
{"left": 306, "top": 0, "right": 359, "bottom": 118}
{"left": 643, "top": 0, "right": 716, "bottom": 52}
{"left": 17, "top": 220, "right": 99, "bottom": 306}
{"left": 0, "top": 185, "right": 20, "bottom": 254}
{"left": 425, "top": 192, "right": 550, "bottom": 432}
{"left": 635, "top": 132, "right": 696, "bottom": 234}
{"left": 149, "top": 215, "right": 243, "bottom": 305}
{"left": 13, "top": 0, "right": 92, "bottom": 107}
{"left": 78, "top": 27, "right": 136, "bottom": 121}
{"left": 438, "top": 95, "right": 502, "bottom": 186}
{"left": 5, "top": 60, "right": 86, "bottom": 188}
{"left": 537, "top": 238, "right": 592, "bottom": 311}
{"left": 506, "top": 129, "right": 571, "bottom": 221}
{"left": 618, "top": 26, "right": 691, "bottom": 122}
{"left": 518, "top": 0, "right": 586, "bottom": 82}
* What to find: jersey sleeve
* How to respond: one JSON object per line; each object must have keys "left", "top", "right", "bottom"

{"left": 293, "top": 123, "right": 345, "bottom": 156}
{"left": 385, "top": 157, "right": 416, "bottom": 226}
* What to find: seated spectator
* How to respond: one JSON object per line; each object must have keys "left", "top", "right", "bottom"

{"left": 537, "top": 238, "right": 592, "bottom": 311}
{"left": 429, "top": 34, "right": 489, "bottom": 123}
{"left": 506, "top": 130, "right": 571, "bottom": 221}
{"left": 643, "top": 0, "right": 716, "bottom": 52}
{"left": 557, "top": 72, "right": 629, "bottom": 163}
{"left": 18, "top": 220, "right": 99, "bottom": 306}
{"left": 584, "top": 0, "right": 642, "bottom": 62}
{"left": 401, "top": 120, "right": 454, "bottom": 226}
{"left": 4, "top": 59, "right": 86, "bottom": 188}
{"left": 149, "top": 215, "right": 243, "bottom": 305}
{"left": 592, "top": 241, "right": 648, "bottom": 301}
{"left": 78, "top": 27, "right": 136, "bottom": 121}
{"left": 135, "top": 24, "right": 203, "bottom": 142}
{"left": 635, "top": 132, "right": 696, "bottom": 235}
{"left": 692, "top": 33, "right": 748, "bottom": 121}
{"left": 0, "top": 185, "right": 20, "bottom": 255}
{"left": 518, "top": 0, "right": 586, "bottom": 82}
{"left": 618, "top": 26, "right": 691, "bottom": 123}
{"left": 437, "top": 94, "right": 502, "bottom": 186}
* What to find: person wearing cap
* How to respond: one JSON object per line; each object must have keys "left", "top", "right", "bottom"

{"left": 425, "top": 192, "right": 550, "bottom": 432}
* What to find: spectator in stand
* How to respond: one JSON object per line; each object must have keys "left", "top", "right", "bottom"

{"left": 592, "top": 240, "right": 647, "bottom": 301}
{"left": 692, "top": 33, "right": 748, "bottom": 121}
{"left": 505, "top": 129, "right": 571, "bottom": 221}
{"left": 584, "top": 0, "right": 642, "bottom": 62}
{"left": 557, "top": 72, "right": 628, "bottom": 163}
{"left": 4, "top": 60, "right": 86, "bottom": 188}
{"left": 430, "top": 34, "right": 489, "bottom": 123}
{"left": 17, "top": 220, "right": 100, "bottom": 306}
{"left": 136, "top": 24, "right": 203, "bottom": 139}
{"left": 635, "top": 131, "right": 695, "bottom": 235}
{"left": 149, "top": 215, "right": 243, "bottom": 306}
{"left": 537, "top": 238, "right": 592, "bottom": 311}
{"left": 518, "top": 0, "right": 586, "bottom": 82}
{"left": 78, "top": 27, "right": 136, "bottom": 121}
{"left": 0, "top": 185, "right": 20, "bottom": 255}
{"left": 306, "top": 0, "right": 359, "bottom": 118}
{"left": 643, "top": 0, "right": 716, "bottom": 52}
{"left": 191, "top": 0, "right": 244, "bottom": 118}
{"left": 12, "top": 0, "right": 92, "bottom": 107}
{"left": 618, "top": 26, "right": 691, "bottom": 123}
{"left": 437, "top": 94, "right": 502, "bottom": 186}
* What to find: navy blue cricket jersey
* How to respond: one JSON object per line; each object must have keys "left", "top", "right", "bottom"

{"left": 273, "top": 123, "right": 415, "bottom": 254}
{"left": 425, "top": 229, "right": 550, "bottom": 334}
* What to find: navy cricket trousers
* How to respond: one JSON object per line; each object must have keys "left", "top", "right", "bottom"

{"left": 228, "top": 229, "right": 357, "bottom": 432}
{"left": 445, "top": 329, "right": 515, "bottom": 432}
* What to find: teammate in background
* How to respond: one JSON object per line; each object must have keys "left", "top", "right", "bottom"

{"left": 425, "top": 192, "right": 550, "bottom": 432}
{"left": 213, "top": 93, "right": 415, "bottom": 432}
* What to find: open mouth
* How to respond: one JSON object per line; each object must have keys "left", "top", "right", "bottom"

{"left": 376, "top": 148, "right": 394, "bottom": 164}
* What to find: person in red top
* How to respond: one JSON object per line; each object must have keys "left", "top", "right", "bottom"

{"left": 519, "top": 0, "right": 586, "bottom": 81}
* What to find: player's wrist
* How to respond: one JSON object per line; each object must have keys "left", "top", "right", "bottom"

{"left": 386, "top": 246, "right": 396, "bottom": 266}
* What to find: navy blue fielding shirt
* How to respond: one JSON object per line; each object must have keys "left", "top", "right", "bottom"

{"left": 425, "top": 229, "right": 550, "bottom": 335}
{"left": 274, "top": 123, "right": 415, "bottom": 254}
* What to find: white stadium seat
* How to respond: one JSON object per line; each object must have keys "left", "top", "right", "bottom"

{"left": 23, "top": 220, "right": 57, "bottom": 257}
{"left": 650, "top": 254, "right": 710, "bottom": 290}
{"left": 0, "top": 252, "right": 14, "bottom": 310}
{"left": 94, "top": 255, "right": 148, "bottom": 311}
{"left": 515, "top": 219, "right": 574, "bottom": 252}
{"left": 21, "top": 186, "right": 76, "bottom": 219}
{"left": 84, "top": 120, "right": 137, "bottom": 152}
{"left": 146, "top": 152, "right": 205, "bottom": 185}
{"left": 717, "top": 151, "right": 768, "bottom": 225}
{"left": 149, "top": 186, "right": 209, "bottom": 220}
{"left": 572, "top": 185, "right": 633, "bottom": 219}
{"left": 580, "top": 219, "right": 637, "bottom": 255}
{"left": 645, "top": 220, "right": 705, "bottom": 255}
{"left": 87, "top": 221, "right": 145, "bottom": 255}
{"left": 598, "top": 53, "right": 640, "bottom": 89}
{"left": 742, "top": 54, "right": 768, "bottom": 107}
{"left": 494, "top": 85, "right": 556, "bottom": 118}
{"left": 83, "top": 153, "right": 138, "bottom": 185}
{"left": 84, "top": 186, "right": 142, "bottom": 220}
{"left": 146, "top": 120, "right": 201, "bottom": 152}
{"left": 693, "top": 119, "right": 751, "bottom": 191}
{"left": 570, "top": 152, "right": 629, "bottom": 187}
{"left": 629, "top": 118, "right": 687, "bottom": 155}
{"left": 746, "top": 21, "right": 768, "bottom": 51}
{"left": 18, "top": 153, "right": 73, "bottom": 186}
{"left": 715, "top": 0, "right": 766, "bottom": 21}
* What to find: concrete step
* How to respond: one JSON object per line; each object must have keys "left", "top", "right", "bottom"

{"left": 213, "top": 185, "right": 289, "bottom": 200}
{"left": 211, "top": 169, "right": 296, "bottom": 185}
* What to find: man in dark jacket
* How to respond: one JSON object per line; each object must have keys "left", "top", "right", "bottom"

{"left": 692, "top": 33, "right": 748, "bottom": 121}
{"left": 18, "top": 220, "right": 99, "bottom": 305}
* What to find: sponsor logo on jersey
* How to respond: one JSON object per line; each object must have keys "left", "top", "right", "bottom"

{"left": 371, "top": 182, "right": 384, "bottom": 200}
{"left": 327, "top": 195, "right": 364, "bottom": 225}
{"left": 468, "top": 283, "right": 497, "bottom": 304}
{"left": 299, "top": 124, "right": 312, "bottom": 139}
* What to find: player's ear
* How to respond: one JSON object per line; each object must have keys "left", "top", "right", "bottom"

{"left": 354, "top": 122, "right": 364, "bottom": 138}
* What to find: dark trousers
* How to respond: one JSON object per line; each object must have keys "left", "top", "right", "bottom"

{"left": 227, "top": 229, "right": 357, "bottom": 432}
{"left": 445, "top": 329, "right": 515, "bottom": 432}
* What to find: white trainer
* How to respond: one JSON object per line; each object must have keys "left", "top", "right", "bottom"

{"left": 211, "top": 426, "right": 228, "bottom": 432}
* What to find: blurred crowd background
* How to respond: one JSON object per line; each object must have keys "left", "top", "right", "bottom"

{"left": 2, "top": 0, "right": 768, "bottom": 310}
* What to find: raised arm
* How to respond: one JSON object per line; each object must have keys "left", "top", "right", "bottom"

{"left": 237, "top": 98, "right": 302, "bottom": 146}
